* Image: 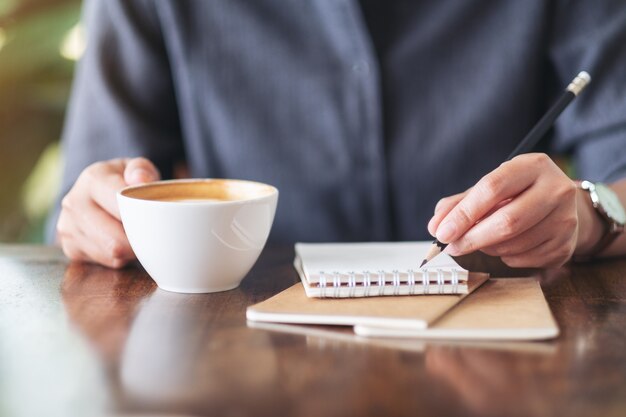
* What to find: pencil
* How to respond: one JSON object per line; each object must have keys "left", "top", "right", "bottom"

{"left": 420, "top": 71, "right": 591, "bottom": 268}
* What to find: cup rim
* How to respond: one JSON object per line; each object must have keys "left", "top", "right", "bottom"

{"left": 117, "top": 178, "right": 279, "bottom": 206}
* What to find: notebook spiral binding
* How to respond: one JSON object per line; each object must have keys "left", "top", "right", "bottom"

{"left": 316, "top": 268, "right": 461, "bottom": 298}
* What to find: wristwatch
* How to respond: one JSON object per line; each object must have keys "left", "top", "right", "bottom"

{"left": 577, "top": 180, "right": 626, "bottom": 260}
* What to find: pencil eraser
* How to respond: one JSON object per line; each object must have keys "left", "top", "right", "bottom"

{"left": 567, "top": 71, "right": 591, "bottom": 95}
{"left": 578, "top": 71, "right": 591, "bottom": 83}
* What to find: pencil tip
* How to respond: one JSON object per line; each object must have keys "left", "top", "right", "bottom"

{"left": 421, "top": 240, "right": 448, "bottom": 269}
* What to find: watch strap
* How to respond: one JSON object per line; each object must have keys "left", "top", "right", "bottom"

{"left": 574, "top": 182, "right": 624, "bottom": 262}
{"left": 574, "top": 224, "right": 621, "bottom": 262}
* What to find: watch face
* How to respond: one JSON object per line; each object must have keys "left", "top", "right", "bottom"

{"left": 595, "top": 184, "right": 626, "bottom": 225}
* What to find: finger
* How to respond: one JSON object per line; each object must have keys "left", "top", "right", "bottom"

{"left": 429, "top": 195, "right": 513, "bottom": 237}
{"left": 446, "top": 181, "right": 558, "bottom": 255}
{"left": 60, "top": 241, "right": 89, "bottom": 263}
{"left": 78, "top": 236, "right": 132, "bottom": 269}
{"left": 62, "top": 242, "right": 89, "bottom": 262}
{"left": 82, "top": 160, "right": 129, "bottom": 220}
{"left": 428, "top": 191, "right": 468, "bottom": 236}
{"left": 74, "top": 199, "right": 136, "bottom": 262}
{"left": 56, "top": 204, "right": 79, "bottom": 245}
{"left": 57, "top": 213, "right": 89, "bottom": 262}
{"left": 500, "top": 235, "right": 575, "bottom": 268}
{"left": 59, "top": 193, "right": 135, "bottom": 268}
{"left": 480, "top": 211, "right": 559, "bottom": 257}
{"left": 435, "top": 155, "right": 544, "bottom": 243}
{"left": 124, "top": 157, "right": 161, "bottom": 185}
{"left": 480, "top": 198, "right": 513, "bottom": 219}
{"left": 72, "top": 210, "right": 134, "bottom": 269}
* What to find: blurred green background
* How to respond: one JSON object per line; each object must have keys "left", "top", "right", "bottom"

{"left": 0, "top": 0, "right": 82, "bottom": 243}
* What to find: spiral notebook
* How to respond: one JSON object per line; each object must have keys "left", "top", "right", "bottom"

{"left": 295, "top": 242, "right": 469, "bottom": 298}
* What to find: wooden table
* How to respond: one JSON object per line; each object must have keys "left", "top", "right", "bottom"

{"left": 1, "top": 245, "right": 625, "bottom": 417}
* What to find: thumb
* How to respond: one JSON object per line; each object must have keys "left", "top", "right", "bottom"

{"left": 123, "top": 157, "right": 161, "bottom": 185}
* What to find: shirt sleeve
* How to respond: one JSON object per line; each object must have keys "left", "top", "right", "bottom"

{"left": 549, "top": 0, "right": 626, "bottom": 182}
{"left": 47, "top": 0, "right": 184, "bottom": 242}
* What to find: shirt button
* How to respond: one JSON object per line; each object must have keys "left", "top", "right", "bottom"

{"left": 352, "top": 60, "right": 370, "bottom": 75}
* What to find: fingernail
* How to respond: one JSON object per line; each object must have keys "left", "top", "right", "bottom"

{"left": 129, "top": 168, "right": 153, "bottom": 184}
{"left": 434, "top": 200, "right": 444, "bottom": 214}
{"left": 436, "top": 221, "right": 457, "bottom": 243}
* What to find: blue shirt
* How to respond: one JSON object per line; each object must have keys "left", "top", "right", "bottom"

{"left": 54, "top": 0, "right": 626, "bottom": 243}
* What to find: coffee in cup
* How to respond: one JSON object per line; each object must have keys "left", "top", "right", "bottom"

{"left": 117, "top": 179, "right": 278, "bottom": 293}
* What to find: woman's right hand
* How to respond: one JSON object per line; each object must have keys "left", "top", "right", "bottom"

{"left": 57, "top": 157, "right": 160, "bottom": 268}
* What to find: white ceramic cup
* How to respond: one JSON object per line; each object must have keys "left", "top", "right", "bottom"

{"left": 117, "top": 178, "right": 278, "bottom": 293}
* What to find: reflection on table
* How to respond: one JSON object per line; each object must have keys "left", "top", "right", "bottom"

{"left": 0, "top": 245, "right": 624, "bottom": 417}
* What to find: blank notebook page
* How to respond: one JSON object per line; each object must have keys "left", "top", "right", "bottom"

{"left": 295, "top": 242, "right": 469, "bottom": 298}
{"left": 296, "top": 242, "right": 467, "bottom": 282}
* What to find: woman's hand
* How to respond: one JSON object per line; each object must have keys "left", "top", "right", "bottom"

{"left": 57, "top": 157, "right": 160, "bottom": 268}
{"left": 427, "top": 153, "right": 601, "bottom": 268}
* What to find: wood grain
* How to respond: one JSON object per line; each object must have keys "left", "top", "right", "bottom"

{"left": 1, "top": 244, "right": 625, "bottom": 417}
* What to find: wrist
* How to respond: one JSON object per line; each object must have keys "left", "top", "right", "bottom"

{"left": 574, "top": 186, "right": 605, "bottom": 255}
